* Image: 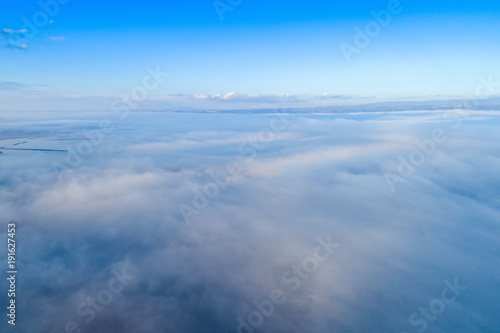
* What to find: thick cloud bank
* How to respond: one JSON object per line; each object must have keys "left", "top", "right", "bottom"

{"left": 0, "top": 110, "right": 499, "bottom": 333}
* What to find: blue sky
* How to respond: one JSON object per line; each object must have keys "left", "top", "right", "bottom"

{"left": 1, "top": 0, "right": 500, "bottom": 110}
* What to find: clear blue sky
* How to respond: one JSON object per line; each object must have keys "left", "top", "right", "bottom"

{"left": 1, "top": 0, "right": 500, "bottom": 110}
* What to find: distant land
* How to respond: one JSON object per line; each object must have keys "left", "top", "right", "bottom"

{"left": 142, "top": 96, "right": 500, "bottom": 114}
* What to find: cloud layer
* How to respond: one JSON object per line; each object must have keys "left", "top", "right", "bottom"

{"left": 0, "top": 111, "right": 499, "bottom": 333}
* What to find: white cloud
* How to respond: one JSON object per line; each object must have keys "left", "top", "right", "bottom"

{"left": 221, "top": 91, "right": 238, "bottom": 99}
{"left": 1, "top": 111, "right": 499, "bottom": 332}
{"left": 4, "top": 42, "right": 28, "bottom": 50}
{"left": 2, "top": 28, "right": 28, "bottom": 35}
{"left": 50, "top": 36, "right": 65, "bottom": 42}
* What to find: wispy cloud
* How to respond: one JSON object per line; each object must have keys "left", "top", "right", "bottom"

{"left": 319, "top": 93, "right": 354, "bottom": 100}
{"left": 0, "top": 27, "right": 29, "bottom": 50}
{"left": 152, "top": 92, "right": 306, "bottom": 105}
{"left": 4, "top": 42, "right": 28, "bottom": 50}
{"left": 0, "top": 28, "right": 28, "bottom": 38}
{"left": 50, "top": 36, "right": 65, "bottom": 42}
{"left": 0, "top": 81, "right": 46, "bottom": 92}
